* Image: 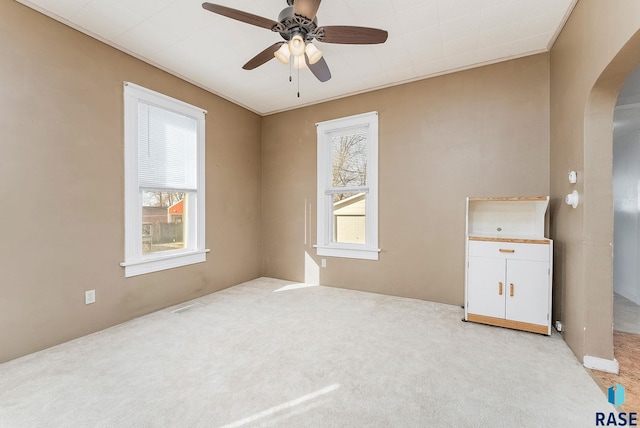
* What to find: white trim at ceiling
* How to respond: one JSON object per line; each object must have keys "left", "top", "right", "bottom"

{"left": 545, "top": 0, "right": 579, "bottom": 50}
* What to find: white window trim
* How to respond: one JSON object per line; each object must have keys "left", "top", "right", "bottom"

{"left": 316, "top": 111, "right": 380, "bottom": 261}
{"left": 120, "top": 82, "right": 208, "bottom": 277}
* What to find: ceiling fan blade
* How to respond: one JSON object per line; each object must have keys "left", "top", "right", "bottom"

{"left": 243, "top": 42, "right": 284, "bottom": 70}
{"left": 202, "top": 2, "right": 279, "bottom": 30}
{"left": 305, "top": 54, "right": 331, "bottom": 82}
{"left": 294, "top": 0, "right": 322, "bottom": 20}
{"left": 316, "top": 26, "right": 388, "bottom": 44}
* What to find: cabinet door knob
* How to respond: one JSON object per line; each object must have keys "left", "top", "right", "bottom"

{"left": 499, "top": 282, "right": 503, "bottom": 295}
{"left": 510, "top": 283, "right": 514, "bottom": 297}
{"left": 499, "top": 249, "right": 515, "bottom": 253}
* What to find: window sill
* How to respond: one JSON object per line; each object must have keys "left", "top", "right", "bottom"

{"left": 120, "top": 249, "right": 209, "bottom": 277}
{"left": 315, "top": 245, "right": 380, "bottom": 261}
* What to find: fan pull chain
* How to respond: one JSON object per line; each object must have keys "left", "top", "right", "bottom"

{"left": 289, "top": 60, "right": 292, "bottom": 82}
{"left": 297, "top": 65, "right": 300, "bottom": 98}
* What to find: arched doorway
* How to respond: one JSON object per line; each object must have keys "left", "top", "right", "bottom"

{"left": 583, "top": 31, "right": 640, "bottom": 411}
{"left": 613, "top": 66, "right": 640, "bottom": 330}
{"left": 607, "top": 66, "right": 640, "bottom": 410}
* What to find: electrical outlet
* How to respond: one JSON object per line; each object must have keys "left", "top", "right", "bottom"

{"left": 85, "top": 289, "right": 96, "bottom": 305}
{"left": 321, "top": 259, "right": 326, "bottom": 268}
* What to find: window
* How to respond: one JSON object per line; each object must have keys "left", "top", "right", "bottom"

{"left": 316, "top": 111, "right": 379, "bottom": 260}
{"left": 121, "top": 82, "right": 207, "bottom": 277}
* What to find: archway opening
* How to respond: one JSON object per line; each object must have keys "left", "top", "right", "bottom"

{"left": 613, "top": 65, "right": 640, "bottom": 331}
{"left": 585, "top": 30, "right": 640, "bottom": 411}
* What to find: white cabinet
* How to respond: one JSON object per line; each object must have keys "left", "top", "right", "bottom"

{"left": 464, "top": 197, "right": 553, "bottom": 335}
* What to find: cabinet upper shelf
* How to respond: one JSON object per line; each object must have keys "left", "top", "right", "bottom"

{"left": 468, "top": 236, "right": 551, "bottom": 244}
{"left": 468, "top": 196, "right": 549, "bottom": 202}
{"left": 466, "top": 196, "right": 549, "bottom": 239}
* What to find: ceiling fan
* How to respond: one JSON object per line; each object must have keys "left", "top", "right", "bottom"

{"left": 202, "top": 0, "right": 388, "bottom": 83}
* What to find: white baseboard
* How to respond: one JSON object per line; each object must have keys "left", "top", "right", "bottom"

{"left": 583, "top": 355, "right": 619, "bottom": 374}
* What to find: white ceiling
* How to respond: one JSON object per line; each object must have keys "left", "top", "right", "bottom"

{"left": 16, "top": 0, "right": 577, "bottom": 115}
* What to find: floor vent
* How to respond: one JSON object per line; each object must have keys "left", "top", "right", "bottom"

{"left": 171, "top": 302, "right": 204, "bottom": 314}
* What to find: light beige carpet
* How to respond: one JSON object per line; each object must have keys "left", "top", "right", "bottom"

{"left": 0, "top": 277, "right": 613, "bottom": 427}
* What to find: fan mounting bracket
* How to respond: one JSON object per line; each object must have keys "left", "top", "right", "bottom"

{"left": 273, "top": 6, "right": 317, "bottom": 42}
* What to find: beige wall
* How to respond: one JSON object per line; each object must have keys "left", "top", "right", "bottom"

{"left": 262, "top": 54, "right": 550, "bottom": 304}
{"left": 0, "top": 2, "right": 262, "bottom": 363}
{"left": 550, "top": 0, "right": 640, "bottom": 362}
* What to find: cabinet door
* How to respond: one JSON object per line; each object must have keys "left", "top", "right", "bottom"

{"left": 467, "top": 257, "right": 506, "bottom": 319}
{"left": 505, "top": 260, "right": 549, "bottom": 326}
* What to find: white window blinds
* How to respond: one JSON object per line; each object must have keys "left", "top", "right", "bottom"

{"left": 137, "top": 103, "right": 198, "bottom": 190}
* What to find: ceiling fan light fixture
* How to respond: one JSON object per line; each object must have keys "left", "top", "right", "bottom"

{"left": 305, "top": 43, "right": 323, "bottom": 64}
{"left": 292, "top": 55, "right": 308, "bottom": 69}
{"left": 201, "top": 0, "right": 388, "bottom": 84}
{"left": 274, "top": 43, "right": 290, "bottom": 64}
{"left": 288, "top": 34, "right": 306, "bottom": 57}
